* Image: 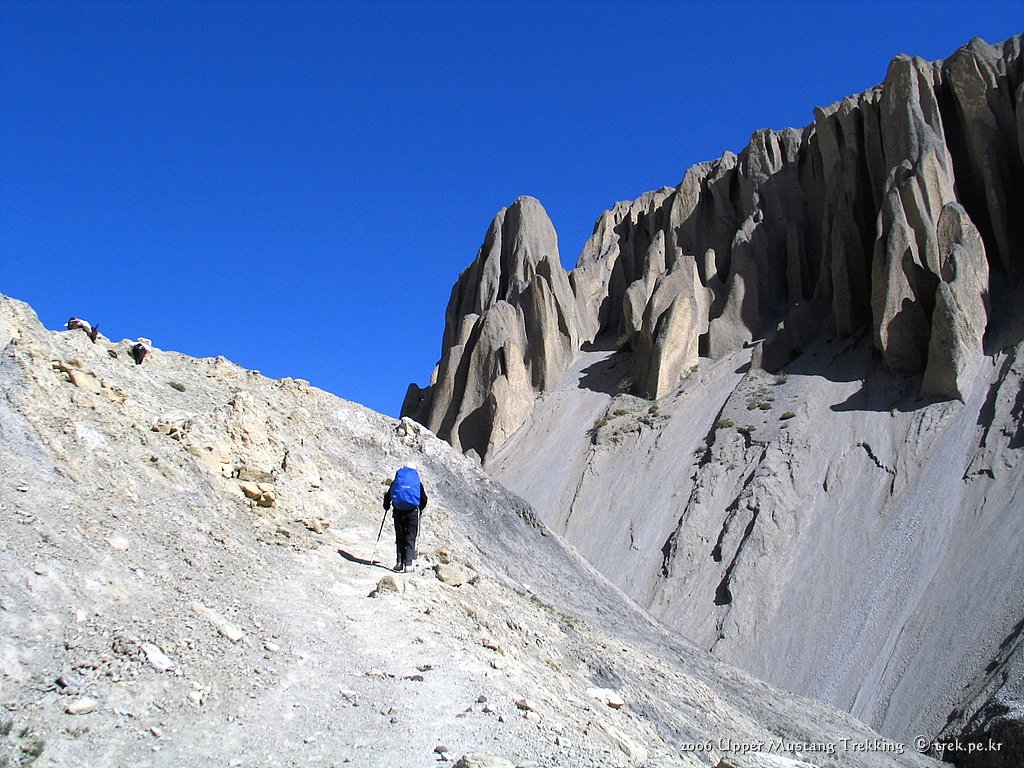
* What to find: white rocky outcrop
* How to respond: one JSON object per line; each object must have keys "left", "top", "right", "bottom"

{"left": 2, "top": 293, "right": 939, "bottom": 767}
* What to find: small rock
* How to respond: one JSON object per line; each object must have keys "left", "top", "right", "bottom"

{"left": 107, "top": 536, "right": 130, "bottom": 552}
{"left": 67, "top": 369, "right": 103, "bottom": 395}
{"left": 514, "top": 698, "right": 537, "bottom": 712}
{"left": 454, "top": 755, "right": 515, "bottom": 768}
{"left": 264, "top": 642, "right": 281, "bottom": 654}
{"left": 140, "top": 643, "right": 174, "bottom": 672}
{"left": 524, "top": 710, "right": 541, "bottom": 724}
{"left": 237, "top": 481, "right": 262, "bottom": 500}
{"left": 436, "top": 548, "right": 452, "bottom": 564}
{"left": 434, "top": 563, "right": 470, "bottom": 586}
{"left": 369, "top": 575, "right": 405, "bottom": 598}
{"left": 339, "top": 690, "right": 359, "bottom": 705}
{"left": 434, "top": 745, "right": 449, "bottom": 754}
{"left": 33, "top": 565, "right": 49, "bottom": 576}
{"left": 16, "top": 486, "right": 28, "bottom": 493}
{"left": 237, "top": 466, "right": 275, "bottom": 483}
{"left": 190, "top": 601, "right": 245, "bottom": 642}
{"left": 586, "top": 686, "right": 625, "bottom": 709}
{"left": 489, "top": 657, "right": 507, "bottom": 670}
{"left": 56, "top": 673, "right": 84, "bottom": 691}
{"left": 187, "top": 691, "right": 203, "bottom": 705}
{"left": 150, "top": 726, "right": 162, "bottom": 738}
{"left": 66, "top": 697, "right": 98, "bottom": 715}
{"left": 482, "top": 639, "right": 505, "bottom": 655}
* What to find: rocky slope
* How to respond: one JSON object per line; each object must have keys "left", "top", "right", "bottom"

{"left": 404, "top": 35, "right": 1024, "bottom": 761}
{"left": 0, "top": 293, "right": 946, "bottom": 767}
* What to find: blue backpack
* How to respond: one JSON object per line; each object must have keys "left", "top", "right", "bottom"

{"left": 391, "top": 467, "right": 422, "bottom": 510}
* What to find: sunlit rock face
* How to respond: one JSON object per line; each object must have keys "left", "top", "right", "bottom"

{"left": 407, "top": 35, "right": 1024, "bottom": 751}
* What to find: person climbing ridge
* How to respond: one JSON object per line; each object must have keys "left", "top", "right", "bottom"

{"left": 383, "top": 464, "right": 427, "bottom": 573}
{"left": 66, "top": 317, "right": 100, "bottom": 343}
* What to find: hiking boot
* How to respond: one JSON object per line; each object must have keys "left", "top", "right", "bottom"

{"left": 393, "top": 563, "right": 405, "bottom": 573}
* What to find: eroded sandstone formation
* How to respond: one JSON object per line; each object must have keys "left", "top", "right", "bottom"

{"left": 406, "top": 36, "right": 1022, "bottom": 460}
{"left": 402, "top": 196, "right": 579, "bottom": 459}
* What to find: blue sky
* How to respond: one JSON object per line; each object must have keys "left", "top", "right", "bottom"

{"left": 2, "top": 1, "right": 1021, "bottom": 417}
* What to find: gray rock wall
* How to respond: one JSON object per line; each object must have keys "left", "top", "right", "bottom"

{"left": 405, "top": 34, "right": 1024, "bottom": 752}
{"left": 402, "top": 196, "right": 579, "bottom": 459}
{"left": 406, "top": 36, "right": 1023, "bottom": 460}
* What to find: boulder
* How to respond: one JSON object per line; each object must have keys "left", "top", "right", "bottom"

{"left": 434, "top": 563, "right": 471, "bottom": 586}
{"left": 369, "top": 575, "right": 405, "bottom": 598}
{"left": 454, "top": 755, "right": 515, "bottom": 768}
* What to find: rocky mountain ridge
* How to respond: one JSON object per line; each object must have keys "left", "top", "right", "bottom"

{"left": 0, "top": 293, "right": 945, "bottom": 767}
{"left": 404, "top": 35, "right": 1022, "bottom": 458}
{"left": 404, "top": 35, "right": 1024, "bottom": 764}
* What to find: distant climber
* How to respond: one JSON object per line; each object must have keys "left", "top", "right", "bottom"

{"left": 131, "top": 342, "right": 149, "bottom": 365}
{"left": 383, "top": 465, "right": 428, "bottom": 573}
{"left": 66, "top": 317, "right": 99, "bottom": 343}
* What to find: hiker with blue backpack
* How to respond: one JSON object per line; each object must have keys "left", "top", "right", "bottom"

{"left": 383, "top": 465, "right": 428, "bottom": 572}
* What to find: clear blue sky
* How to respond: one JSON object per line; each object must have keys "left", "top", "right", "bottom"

{"left": 2, "top": 1, "right": 1020, "bottom": 417}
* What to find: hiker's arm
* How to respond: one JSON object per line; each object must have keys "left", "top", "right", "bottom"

{"left": 420, "top": 486, "right": 428, "bottom": 510}
{"left": 383, "top": 488, "right": 391, "bottom": 511}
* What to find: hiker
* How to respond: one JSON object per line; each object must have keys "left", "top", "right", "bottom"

{"left": 383, "top": 465, "right": 428, "bottom": 573}
{"left": 66, "top": 317, "right": 99, "bottom": 343}
{"left": 131, "top": 342, "right": 149, "bottom": 365}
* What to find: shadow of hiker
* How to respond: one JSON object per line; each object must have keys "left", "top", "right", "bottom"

{"left": 337, "top": 548, "right": 392, "bottom": 570}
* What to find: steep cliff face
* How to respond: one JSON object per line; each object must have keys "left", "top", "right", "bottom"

{"left": 406, "top": 36, "right": 1022, "bottom": 458}
{"left": 407, "top": 35, "right": 1024, "bottom": 752}
{"left": 402, "top": 196, "right": 579, "bottom": 460}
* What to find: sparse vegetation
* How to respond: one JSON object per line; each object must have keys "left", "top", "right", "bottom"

{"left": 0, "top": 719, "right": 11, "bottom": 737}
{"left": 774, "top": 373, "right": 789, "bottom": 385}
{"left": 22, "top": 739, "right": 45, "bottom": 762}
{"left": 529, "top": 593, "right": 582, "bottom": 630}
{"left": 615, "top": 333, "right": 631, "bottom": 352}
{"left": 780, "top": 411, "right": 796, "bottom": 420}
{"left": 168, "top": 381, "right": 186, "bottom": 392}
{"left": 617, "top": 375, "right": 634, "bottom": 394}
{"left": 716, "top": 418, "right": 734, "bottom": 429}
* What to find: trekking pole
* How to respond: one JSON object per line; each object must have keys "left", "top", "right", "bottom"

{"left": 369, "top": 509, "right": 388, "bottom": 565}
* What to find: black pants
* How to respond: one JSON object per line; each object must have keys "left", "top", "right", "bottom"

{"left": 393, "top": 508, "right": 419, "bottom": 566}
